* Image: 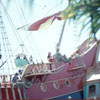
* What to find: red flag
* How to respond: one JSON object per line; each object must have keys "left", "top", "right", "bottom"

{"left": 17, "top": 11, "right": 62, "bottom": 31}
{"left": 17, "top": 7, "right": 74, "bottom": 31}
{"left": 28, "top": 12, "right": 62, "bottom": 31}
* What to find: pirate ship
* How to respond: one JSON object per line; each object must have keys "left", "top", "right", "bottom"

{"left": 21, "top": 37, "right": 100, "bottom": 99}
{"left": 0, "top": 0, "right": 100, "bottom": 99}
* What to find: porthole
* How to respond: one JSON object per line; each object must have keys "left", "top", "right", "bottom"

{"left": 53, "top": 81, "right": 59, "bottom": 89}
{"left": 40, "top": 83, "right": 47, "bottom": 92}
{"left": 65, "top": 80, "right": 70, "bottom": 87}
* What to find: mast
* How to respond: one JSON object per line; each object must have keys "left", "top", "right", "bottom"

{"left": 56, "top": 0, "right": 71, "bottom": 52}
{"left": 56, "top": 20, "right": 66, "bottom": 52}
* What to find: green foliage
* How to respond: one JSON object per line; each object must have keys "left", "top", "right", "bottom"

{"left": 66, "top": 0, "right": 100, "bottom": 37}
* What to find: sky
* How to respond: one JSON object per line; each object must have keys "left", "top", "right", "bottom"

{"left": 0, "top": 0, "right": 100, "bottom": 76}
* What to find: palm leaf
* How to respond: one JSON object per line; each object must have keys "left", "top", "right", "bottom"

{"left": 66, "top": 0, "right": 100, "bottom": 37}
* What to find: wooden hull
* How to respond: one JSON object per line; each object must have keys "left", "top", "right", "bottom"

{"left": 26, "top": 74, "right": 84, "bottom": 99}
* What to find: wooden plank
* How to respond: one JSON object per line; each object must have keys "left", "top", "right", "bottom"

{"left": 0, "top": 84, "right": 2, "bottom": 99}
{"left": 4, "top": 83, "right": 9, "bottom": 99}
{"left": 16, "top": 84, "right": 23, "bottom": 100}
{"left": 22, "top": 85, "right": 29, "bottom": 100}
{"left": 11, "top": 83, "right": 16, "bottom": 100}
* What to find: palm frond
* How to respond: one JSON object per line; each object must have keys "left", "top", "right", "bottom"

{"left": 65, "top": 0, "right": 100, "bottom": 37}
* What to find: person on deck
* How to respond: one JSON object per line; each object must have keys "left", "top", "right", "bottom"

{"left": 18, "top": 69, "right": 22, "bottom": 74}
{"left": 29, "top": 55, "right": 33, "bottom": 63}
{"left": 47, "top": 52, "right": 54, "bottom": 62}
{"left": 12, "top": 73, "right": 18, "bottom": 82}
{"left": 23, "top": 55, "right": 29, "bottom": 64}
{"left": 54, "top": 48, "right": 62, "bottom": 62}
{"left": 16, "top": 55, "right": 20, "bottom": 59}
{"left": 62, "top": 54, "right": 68, "bottom": 62}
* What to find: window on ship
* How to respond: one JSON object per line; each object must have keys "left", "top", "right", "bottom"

{"left": 88, "top": 85, "right": 96, "bottom": 97}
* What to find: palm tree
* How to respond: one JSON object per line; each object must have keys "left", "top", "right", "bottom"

{"left": 64, "top": 0, "right": 100, "bottom": 39}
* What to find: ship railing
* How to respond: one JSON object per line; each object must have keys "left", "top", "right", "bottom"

{"left": 18, "top": 63, "right": 53, "bottom": 79}
{"left": 0, "top": 74, "right": 14, "bottom": 83}
{"left": 18, "top": 62, "right": 66, "bottom": 78}
{"left": 0, "top": 81, "right": 28, "bottom": 100}
{"left": 49, "top": 63, "right": 66, "bottom": 74}
{"left": 0, "top": 74, "right": 25, "bottom": 84}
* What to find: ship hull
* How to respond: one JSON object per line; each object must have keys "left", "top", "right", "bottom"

{"left": 26, "top": 74, "right": 85, "bottom": 99}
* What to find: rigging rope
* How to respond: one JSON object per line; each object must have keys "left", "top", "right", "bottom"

{"left": 0, "top": 1, "right": 27, "bottom": 78}
{"left": 17, "top": 0, "right": 43, "bottom": 62}
{"left": 0, "top": 0, "right": 29, "bottom": 54}
{"left": 0, "top": 11, "right": 16, "bottom": 81}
